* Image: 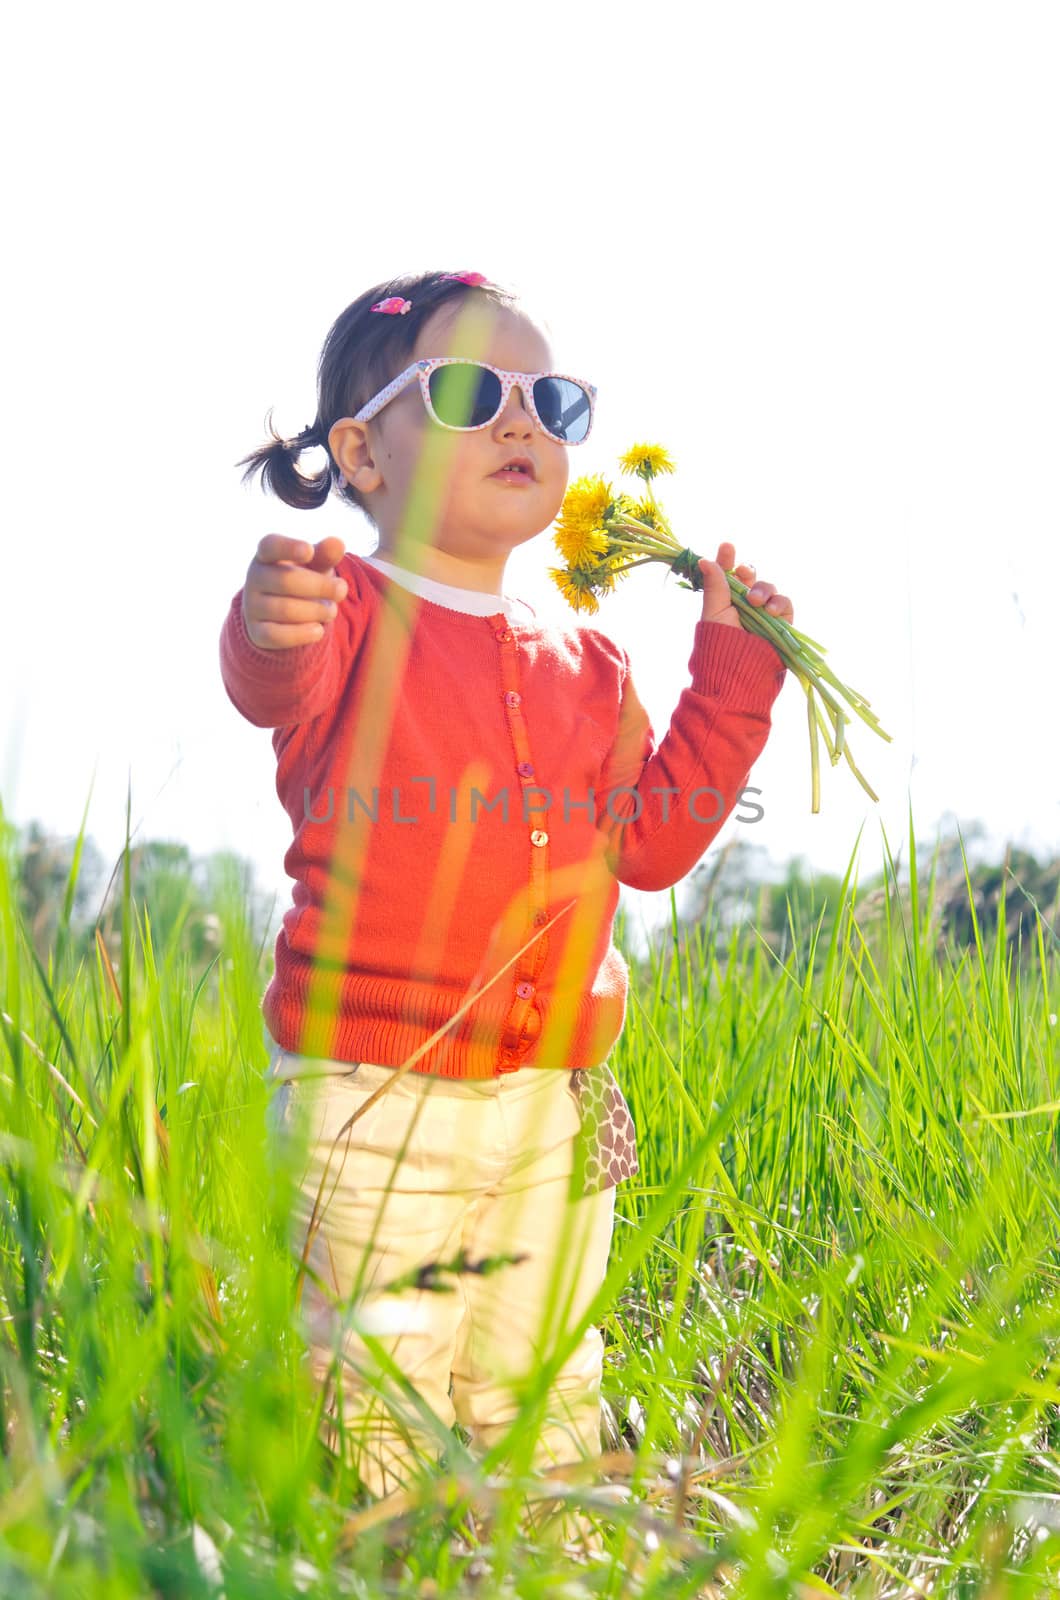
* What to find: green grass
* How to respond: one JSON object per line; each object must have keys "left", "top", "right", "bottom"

{"left": 2, "top": 789, "right": 1059, "bottom": 1597}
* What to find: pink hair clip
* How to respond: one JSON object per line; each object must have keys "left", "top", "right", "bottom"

{"left": 441, "top": 271, "right": 490, "bottom": 287}
{"left": 370, "top": 296, "right": 413, "bottom": 315}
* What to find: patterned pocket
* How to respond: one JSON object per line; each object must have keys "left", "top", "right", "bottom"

{"left": 566, "top": 1062, "right": 639, "bottom": 1196}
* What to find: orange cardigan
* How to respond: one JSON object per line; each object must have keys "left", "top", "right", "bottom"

{"left": 219, "top": 554, "right": 787, "bottom": 1078}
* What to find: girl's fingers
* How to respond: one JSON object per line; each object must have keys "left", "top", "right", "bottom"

{"left": 718, "top": 546, "right": 758, "bottom": 584}
{"left": 256, "top": 535, "right": 314, "bottom": 565}
{"left": 247, "top": 620, "right": 328, "bottom": 650}
{"left": 711, "top": 549, "right": 794, "bottom": 621}
{"left": 251, "top": 561, "right": 347, "bottom": 601}
{"left": 749, "top": 587, "right": 794, "bottom": 619}
{"left": 251, "top": 594, "right": 338, "bottom": 624}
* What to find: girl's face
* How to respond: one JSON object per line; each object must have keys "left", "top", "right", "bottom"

{"left": 336, "top": 301, "right": 571, "bottom": 564}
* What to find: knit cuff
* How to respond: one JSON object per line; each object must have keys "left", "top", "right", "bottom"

{"left": 228, "top": 592, "right": 334, "bottom": 675}
{"left": 688, "top": 620, "right": 787, "bottom": 713}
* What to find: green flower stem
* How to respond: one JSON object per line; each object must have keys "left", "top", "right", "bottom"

{"left": 605, "top": 525, "right": 681, "bottom": 559}
{"left": 790, "top": 656, "right": 855, "bottom": 731}
{"left": 609, "top": 540, "right": 680, "bottom": 567}
{"left": 724, "top": 577, "right": 880, "bottom": 723}
{"left": 749, "top": 627, "right": 885, "bottom": 814}
{"left": 616, "top": 519, "right": 685, "bottom": 553}
{"left": 612, "top": 511, "right": 678, "bottom": 541}
{"left": 626, "top": 463, "right": 663, "bottom": 506}
{"left": 779, "top": 623, "right": 828, "bottom": 651}
{"left": 807, "top": 685, "right": 821, "bottom": 814}
{"left": 835, "top": 709, "right": 847, "bottom": 761}
{"left": 797, "top": 674, "right": 838, "bottom": 765}
{"left": 724, "top": 573, "right": 829, "bottom": 652}
{"left": 814, "top": 698, "right": 845, "bottom": 769}
{"left": 727, "top": 595, "right": 824, "bottom": 679}
{"left": 787, "top": 665, "right": 877, "bottom": 812}
{"left": 603, "top": 540, "right": 678, "bottom": 567}
{"left": 605, "top": 524, "right": 877, "bottom": 748}
{"left": 729, "top": 594, "right": 888, "bottom": 738}
{"left": 608, "top": 515, "right": 671, "bottom": 537}
{"left": 604, "top": 557, "right": 663, "bottom": 579}
{"left": 602, "top": 547, "right": 875, "bottom": 733}
{"left": 777, "top": 630, "right": 879, "bottom": 717}
{"left": 838, "top": 735, "right": 880, "bottom": 803}
{"left": 795, "top": 666, "right": 879, "bottom": 803}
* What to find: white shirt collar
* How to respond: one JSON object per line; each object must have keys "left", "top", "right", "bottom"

{"left": 365, "top": 555, "right": 536, "bottom": 623}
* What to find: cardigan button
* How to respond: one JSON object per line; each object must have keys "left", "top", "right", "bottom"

{"left": 533, "top": 909, "right": 549, "bottom": 926}
{"left": 515, "top": 980, "right": 534, "bottom": 1000}
{"left": 496, "top": 628, "right": 513, "bottom": 642}
{"left": 517, "top": 761, "right": 535, "bottom": 779}
{"left": 504, "top": 690, "right": 521, "bottom": 708}
{"left": 530, "top": 829, "right": 549, "bottom": 847}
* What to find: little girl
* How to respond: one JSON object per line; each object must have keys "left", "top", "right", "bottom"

{"left": 219, "top": 269, "right": 793, "bottom": 1518}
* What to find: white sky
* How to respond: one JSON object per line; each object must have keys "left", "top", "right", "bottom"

{"left": 2, "top": 2, "right": 1057, "bottom": 942}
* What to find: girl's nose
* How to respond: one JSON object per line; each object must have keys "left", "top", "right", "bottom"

{"left": 496, "top": 383, "right": 533, "bottom": 430}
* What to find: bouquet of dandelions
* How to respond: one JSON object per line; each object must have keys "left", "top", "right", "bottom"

{"left": 548, "top": 443, "right": 891, "bottom": 815}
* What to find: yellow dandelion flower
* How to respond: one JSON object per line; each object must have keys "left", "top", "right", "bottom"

{"left": 626, "top": 498, "right": 675, "bottom": 541}
{"left": 618, "top": 443, "right": 676, "bottom": 482}
{"left": 548, "top": 565, "right": 601, "bottom": 615}
{"left": 555, "top": 523, "right": 610, "bottom": 570}
{"left": 609, "top": 489, "right": 640, "bottom": 521}
{"left": 556, "top": 475, "right": 613, "bottom": 535}
{"left": 554, "top": 474, "right": 618, "bottom": 570}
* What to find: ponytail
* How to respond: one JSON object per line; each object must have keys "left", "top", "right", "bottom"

{"left": 235, "top": 408, "right": 336, "bottom": 510}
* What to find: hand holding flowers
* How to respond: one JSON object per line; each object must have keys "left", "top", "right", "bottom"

{"left": 696, "top": 542, "right": 794, "bottom": 632}
{"left": 548, "top": 443, "right": 891, "bottom": 814}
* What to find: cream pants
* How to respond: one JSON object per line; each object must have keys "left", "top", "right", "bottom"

{"left": 265, "top": 1044, "right": 616, "bottom": 1506}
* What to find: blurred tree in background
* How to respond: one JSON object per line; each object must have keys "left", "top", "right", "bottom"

{"left": 661, "top": 820, "right": 1058, "bottom": 974}
{"left": 10, "top": 823, "right": 277, "bottom": 989}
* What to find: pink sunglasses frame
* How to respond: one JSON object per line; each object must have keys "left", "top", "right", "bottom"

{"left": 352, "top": 357, "right": 598, "bottom": 445}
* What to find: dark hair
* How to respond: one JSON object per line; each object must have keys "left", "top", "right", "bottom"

{"left": 235, "top": 270, "right": 521, "bottom": 526}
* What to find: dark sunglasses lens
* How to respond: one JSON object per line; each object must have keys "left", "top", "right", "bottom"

{"left": 428, "top": 363, "right": 501, "bottom": 428}
{"left": 533, "top": 377, "right": 592, "bottom": 443}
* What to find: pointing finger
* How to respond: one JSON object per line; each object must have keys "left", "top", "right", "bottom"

{"left": 304, "top": 536, "right": 347, "bottom": 574}
{"left": 248, "top": 536, "right": 347, "bottom": 602}
{"left": 253, "top": 563, "right": 345, "bottom": 600}
{"left": 256, "top": 534, "right": 315, "bottom": 565}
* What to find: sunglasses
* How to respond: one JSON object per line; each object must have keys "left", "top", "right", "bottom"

{"left": 352, "top": 358, "right": 597, "bottom": 445}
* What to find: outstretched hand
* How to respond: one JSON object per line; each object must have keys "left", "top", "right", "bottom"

{"left": 698, "top": 542, "right": 794, "bottom": 631}
{"left": 242, "top": 535, "right": 348, "bottom": 650}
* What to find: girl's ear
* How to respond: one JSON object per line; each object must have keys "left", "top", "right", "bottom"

{"left": 329, "top": 419, "right": 384, "bottom": 494}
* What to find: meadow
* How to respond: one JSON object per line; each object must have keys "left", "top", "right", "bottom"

{"left": 1, "top": 798, "right": 1059, "bottom": 1598}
